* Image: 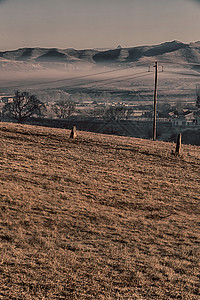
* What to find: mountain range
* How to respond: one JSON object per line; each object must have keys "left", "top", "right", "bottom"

{"left": 0, "top": 40, "right": 200, "bottom": 66}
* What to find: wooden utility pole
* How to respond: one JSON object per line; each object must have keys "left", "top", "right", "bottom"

{"left": 153, "top": 62, "right": 158, "bottom": 141}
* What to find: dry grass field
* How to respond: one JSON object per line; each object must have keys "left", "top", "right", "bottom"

{"left": 0, "top": 123, "right": 200, "bottom": 299}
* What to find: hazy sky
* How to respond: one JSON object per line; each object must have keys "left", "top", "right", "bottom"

{"left": 0, "top": 0, "right": 199, "bottom": 50}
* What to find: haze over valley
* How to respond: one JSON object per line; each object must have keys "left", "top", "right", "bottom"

{"left": 0, "top": 40, "right": 199, "bottom": 106}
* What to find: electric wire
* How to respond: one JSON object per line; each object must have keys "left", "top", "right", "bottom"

{"left": 164, "top": 70, "right": 200, "bottom": 77}
{"left": 0, "top": 70, "right": 150, "bottom": 90}
{"left": 155, "top": 60, "right": 200, "bottom": 67}
{"left": 59, "top": 72, "right": 151, "bottom": 90}
{"left": 0, "top": 65, "right": 136, "bottom": 90}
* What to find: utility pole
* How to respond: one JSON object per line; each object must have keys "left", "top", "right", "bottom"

{"left": 153, "top": 62, "right": 158, "bottom": 141}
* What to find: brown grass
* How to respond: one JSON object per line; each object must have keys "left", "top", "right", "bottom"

{"left": 0, "top": 122, "right": 200, "bottom": 299}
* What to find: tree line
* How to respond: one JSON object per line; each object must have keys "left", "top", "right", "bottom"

{"left": 2, "top": 91, "right": 76, "bottom": 123}
{"left": 1, "top": 87, "right": 200, "bottom": 124}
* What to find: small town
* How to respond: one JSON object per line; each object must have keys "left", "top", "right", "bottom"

{"left": 1, "top": 88, "right": 200, "bottom": 144}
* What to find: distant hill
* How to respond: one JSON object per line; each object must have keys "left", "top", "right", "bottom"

{"left": 0, "top": 40, "right": 200, "bottom": 66}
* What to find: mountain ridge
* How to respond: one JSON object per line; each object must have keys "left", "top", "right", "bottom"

{"left": 0, "top": 40, "right": 200, "bottom": 65}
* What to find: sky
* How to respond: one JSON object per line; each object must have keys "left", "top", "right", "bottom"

{"left": 0, "top": 0, "right": 199, "bottom": 51}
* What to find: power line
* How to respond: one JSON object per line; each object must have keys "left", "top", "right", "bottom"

{"left": 60, "top": 69, "right": 199, "bottom": 91}
{"left": 164, "top": 70, "right": 200, "bottom": 77}
{"left": 153, "top": 62, "right": 158, "bottom": 141}
{"left": 64, "top": 72, "right": 152, "bottom": 90}
{"left": 155, "top": 60, "right": 200, "bottom": 67}
{"left": 1, "top": 65, "right": 136, "bottom": 90}
{"left": 1, "top": 70, "right": 150, "bottom": 91}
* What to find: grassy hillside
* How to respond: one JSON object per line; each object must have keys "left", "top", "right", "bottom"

{"left": 0, "top": 123, "right": 200, "bottom": 299}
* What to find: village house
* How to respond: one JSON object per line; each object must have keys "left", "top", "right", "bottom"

{"left": 171, "top": 111, "right": 200, "bottom": 127}
{"left": 0, "top": 96, "right": 14, "bottom": 103}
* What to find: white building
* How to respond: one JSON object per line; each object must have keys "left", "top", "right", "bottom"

{"left": 171, "top": 112, "right": 200, "bottom": 127}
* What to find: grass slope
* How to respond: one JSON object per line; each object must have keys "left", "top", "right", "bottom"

{"left": 0, "top": 123, "right": 200, "bottom": 299}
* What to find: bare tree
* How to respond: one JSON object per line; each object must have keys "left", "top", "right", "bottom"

{"left": 104, "top": 104, "right": 127, "bottom": 121}
{"left": 52, "top": 100, "right": 75, "bottom": 119}
{"left": 2, "top": 91, "right": 45, "bottom": 123}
